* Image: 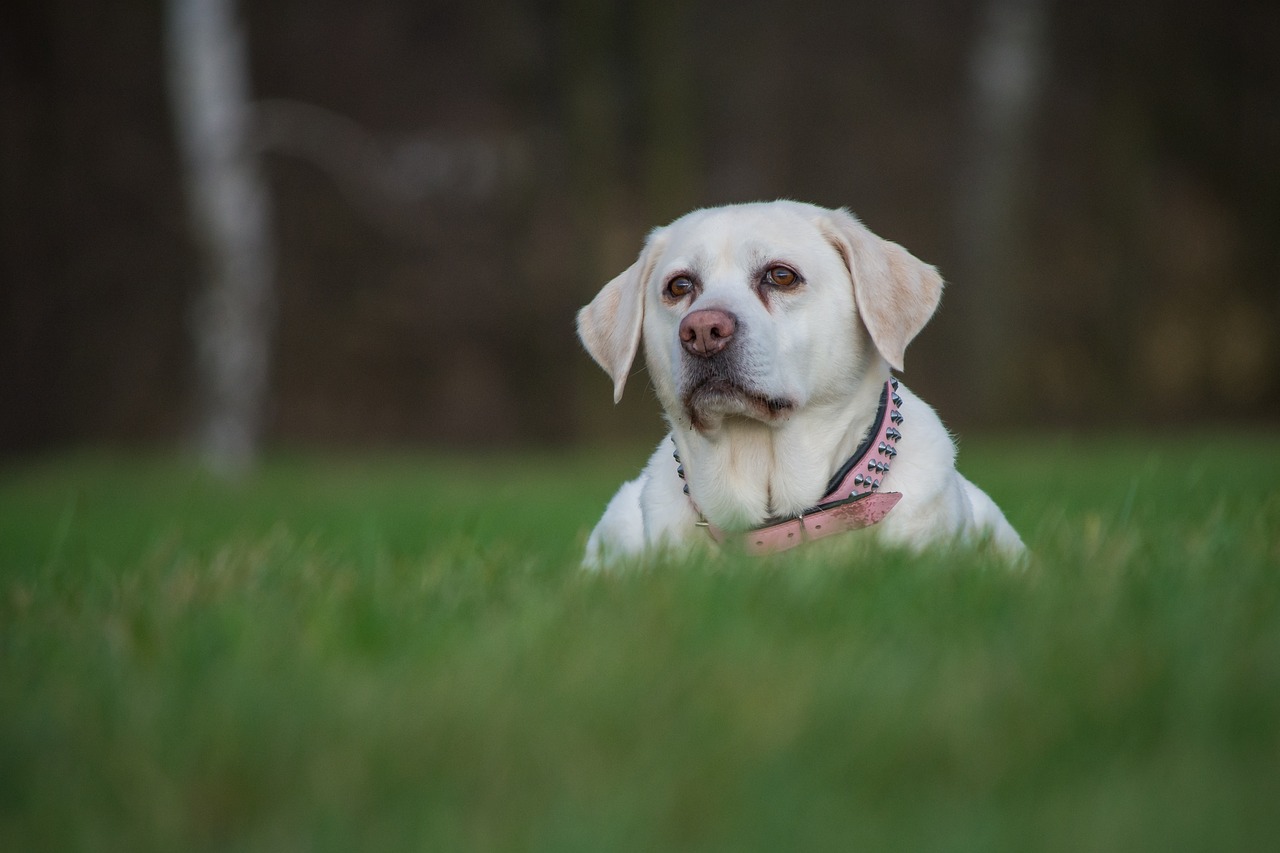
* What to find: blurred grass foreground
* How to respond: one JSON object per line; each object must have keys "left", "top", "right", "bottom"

{"left": 2, "top": 434, "right": 1280, "bottom": 850}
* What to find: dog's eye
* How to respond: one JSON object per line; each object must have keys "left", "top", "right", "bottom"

{"left": 765, "top": 266, "right": 799, "bottom": 288}
{"left": 665, "top": 276, "right": 695, "bottom": 299}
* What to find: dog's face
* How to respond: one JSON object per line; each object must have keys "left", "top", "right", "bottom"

{"left": 578, "top": 201, "right": 943, "bottom": 433}
{"left": 641, "top": 205, "right": 864, "bottom": 431}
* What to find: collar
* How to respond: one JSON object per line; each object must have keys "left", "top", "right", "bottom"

{"left": 677, "top": 378, "right": 905, "bottom": 556}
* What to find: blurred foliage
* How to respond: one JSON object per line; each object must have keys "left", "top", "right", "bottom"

{"left": 1, "top": 0, "right": 1277, "bottom": 452}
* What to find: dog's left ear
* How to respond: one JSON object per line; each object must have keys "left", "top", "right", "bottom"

{"left": 576, "top": 229, "right": 667, "bottom": 403}
{"left": 821, "top": 209, "right": 943, "bottom": 371}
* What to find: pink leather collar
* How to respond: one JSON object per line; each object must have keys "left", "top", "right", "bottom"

{"left": 679, "top": 378, "right": 905, "bottom": 556}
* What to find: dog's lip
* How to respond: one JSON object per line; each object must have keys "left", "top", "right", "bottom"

{"left": 684, "top": 377, "right": 794, "bottom": 417}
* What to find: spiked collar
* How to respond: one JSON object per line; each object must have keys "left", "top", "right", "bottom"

{"left": 677, "top": 378, "right": 905, "bottom": 556}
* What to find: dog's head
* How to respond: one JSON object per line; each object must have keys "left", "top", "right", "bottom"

{"left": 577, "top": 201, "right": 943, "bottom": 432}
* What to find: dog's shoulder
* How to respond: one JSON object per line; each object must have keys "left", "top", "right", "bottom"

{"left": 584, "top": 434, "right": 701, "bottom": 568}
{"left": 582, "top": 475, "right": 646, "bottom": 569}
{"left": 636, "top": 434, "right": 703, "bottom": 544}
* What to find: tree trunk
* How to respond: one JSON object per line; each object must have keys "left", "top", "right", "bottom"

{"left": 165, "top": 0, "right": 274, "bottom": 476}
{"left": 952, "top": 0, "right": 1049, "bottom": 420}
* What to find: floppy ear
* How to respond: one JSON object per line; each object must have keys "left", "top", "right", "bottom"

{"left": 576, "top": 230, "right": 666, "bottom": 402}
{"left": 821, "top": 209, "right": 944, "bottom": 372}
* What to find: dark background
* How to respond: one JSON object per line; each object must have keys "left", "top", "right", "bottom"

{"left": 3, "top": 0, "right": 1278, "bottom": 455}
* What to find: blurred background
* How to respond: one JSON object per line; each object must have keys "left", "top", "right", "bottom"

{"left": 2, "top": 0, "right": 1277, "bottom": 471}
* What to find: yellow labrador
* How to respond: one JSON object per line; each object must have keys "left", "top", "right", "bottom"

{"left": 578, "top": 201, "right": 1023, "bottom": 566}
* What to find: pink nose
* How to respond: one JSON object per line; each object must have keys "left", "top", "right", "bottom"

{"left": 679, "top": 309, "right": 737, "bottom": 357}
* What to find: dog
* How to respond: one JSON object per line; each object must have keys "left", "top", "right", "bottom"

{"left": 577, "top": 200, "right": 1024, "bottom": 567}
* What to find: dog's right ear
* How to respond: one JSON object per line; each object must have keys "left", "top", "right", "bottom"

{"left": 821, "top": 208, "right": 943, "bottom": 372}
{"left": 576, "top": 230, "right": 666, "bottom": 403}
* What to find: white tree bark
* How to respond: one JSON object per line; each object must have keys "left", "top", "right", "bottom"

{"left": 166, "top": 0, "right": 274, "bottom": 477}
{"left": 955, "top": 0, "right": 1049, "bottom": 413}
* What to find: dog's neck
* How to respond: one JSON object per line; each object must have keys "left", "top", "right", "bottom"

{"left": 671, "top": 363, "right": 893, "bottom": 531}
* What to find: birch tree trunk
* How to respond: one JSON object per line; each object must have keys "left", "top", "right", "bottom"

{"left": 166, "top": 0, "right": 274, "bottom": 477}
{"left": 953, "top": 0, "right": 1048, "bottom": 418}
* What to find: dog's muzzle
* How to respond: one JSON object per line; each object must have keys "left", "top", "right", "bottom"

{"left": 676, "top": 309, "right": 793, "bottom": 429}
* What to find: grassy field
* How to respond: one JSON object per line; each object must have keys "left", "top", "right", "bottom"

{"left": 2, "top": 433, "right": 1279, "bottom": 851}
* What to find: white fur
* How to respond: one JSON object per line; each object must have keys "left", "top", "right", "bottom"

{"left": 578, "top": 201, "right": 1024, "bottom": 567}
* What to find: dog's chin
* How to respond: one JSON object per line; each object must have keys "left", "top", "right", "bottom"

{"left": 681, "top": 379, "right": 794, "bottom": 431}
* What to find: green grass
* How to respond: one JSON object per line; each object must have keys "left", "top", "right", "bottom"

{"left": 2, "top": 434, "right": 1279, "bottom": 851}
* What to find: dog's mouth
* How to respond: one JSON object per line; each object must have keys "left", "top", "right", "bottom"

{"left": 682, "top": 377, "right": 794, "bottom": 431}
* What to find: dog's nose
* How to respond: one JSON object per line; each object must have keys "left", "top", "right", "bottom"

{"left": 679, "top": 309, "right": 737, "bottom": 357}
